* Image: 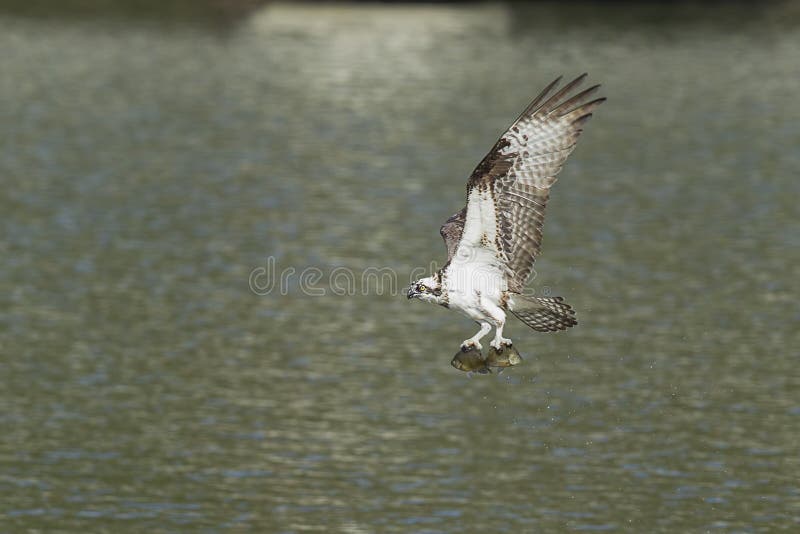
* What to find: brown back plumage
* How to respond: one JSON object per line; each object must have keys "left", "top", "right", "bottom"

{"left": 439, "top": 207, "right": 466, "bottom": 262}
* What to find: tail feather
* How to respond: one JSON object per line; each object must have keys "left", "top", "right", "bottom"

{"left": 509, "top": 294, "right": 577, "bottom": 332}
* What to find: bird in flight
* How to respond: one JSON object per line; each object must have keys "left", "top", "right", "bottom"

{"left": 407, "top": 74, "right": 604, "bottom": 356}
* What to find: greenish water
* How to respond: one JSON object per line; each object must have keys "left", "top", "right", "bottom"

{"left": 2, "top": 2, "right": 799, "bottom": 531}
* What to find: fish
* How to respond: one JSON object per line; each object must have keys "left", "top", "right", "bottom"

{"left": 486, "top": 344, "right": 523, "bottom": 369}
{"left": 451, "top": 346, "right": 491, "bottom": 375}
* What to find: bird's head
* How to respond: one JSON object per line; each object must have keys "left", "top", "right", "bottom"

{"left": 407, "top": 275, "right": 443, "bottom": 304}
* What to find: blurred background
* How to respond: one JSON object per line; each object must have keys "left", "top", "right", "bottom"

{"left": 1, "top": 0, "right": 799, "bottom": 531}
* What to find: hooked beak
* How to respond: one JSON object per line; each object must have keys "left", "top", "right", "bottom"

{"left": 406, "top": 285, "right": 416, "bottom": 299}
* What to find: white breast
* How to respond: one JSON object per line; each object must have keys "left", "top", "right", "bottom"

{"left": 444, "top": 253, "right": 507, "bottom": 322}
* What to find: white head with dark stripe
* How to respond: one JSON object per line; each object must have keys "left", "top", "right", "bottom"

{"left": 407, "top": 273, "right": 443, "bottom": 304}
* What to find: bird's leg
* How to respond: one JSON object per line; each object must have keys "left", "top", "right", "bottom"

{"left": 490, "top": 321, "right": 513, "bottom": 350}
{"left": 482, "top": 298, "right": 512, "bottom": 350}
{"left": 461, "top": 321, "right": 491, "bottom": 352}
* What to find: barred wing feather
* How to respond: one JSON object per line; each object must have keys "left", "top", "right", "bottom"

{"left": 454, "top": 74, "right": 605, "bottom": 291}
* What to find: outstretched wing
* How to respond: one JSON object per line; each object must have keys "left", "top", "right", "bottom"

{"left": 454, "top": 74, "right": 604, "bottom": 291}
{"left": 440, "top": 207, "right": 466, "bottom": 262}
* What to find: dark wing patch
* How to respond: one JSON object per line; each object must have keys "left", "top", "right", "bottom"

{"left": 439, "top": 207, "right": 466, "bottom": 262}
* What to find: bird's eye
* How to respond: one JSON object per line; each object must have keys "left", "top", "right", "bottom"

{"left": 418, "top": 284, "right": 427, "bottom": 292}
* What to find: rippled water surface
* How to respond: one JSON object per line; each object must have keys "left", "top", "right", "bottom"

{"left": 1, "top": 1, "right": 799, "bottom": 531}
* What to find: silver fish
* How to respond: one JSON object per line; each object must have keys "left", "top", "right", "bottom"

{"left": 486, "top": 344, "right": 523, "bottom": 368}
{"left": 451, "top": 346, "right": 491, "bottom": 374}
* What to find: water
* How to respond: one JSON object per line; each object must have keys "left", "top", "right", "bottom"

{"left": 1, "top": 2, "right": 799, "bottom": 531}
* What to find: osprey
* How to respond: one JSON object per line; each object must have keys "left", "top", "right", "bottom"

{"left": 407, "top": 74, "right": 604, "bottom": 352}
